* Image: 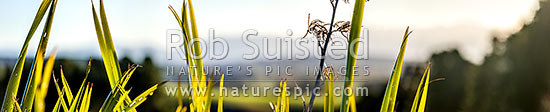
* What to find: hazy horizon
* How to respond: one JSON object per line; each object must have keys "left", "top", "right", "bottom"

{"left": 0, "top": 0, "right": 541, "bottom": 65}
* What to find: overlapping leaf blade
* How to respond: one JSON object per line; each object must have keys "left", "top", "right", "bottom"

{"left": 52, "top": 75, "right": 70, "bottom": 112}
{"left": 411, "top": 63, "right": 431, "bottom": 112}
{"left": 417, "top": 65, "right": 431, "bottom": 112}
{"left": 324, "top": 67, "right": 334, "bottom": 112}
{"left": 20, "top": 0, "right": 59, "bottom": 111}
{"left": 339, "top": 0, "right": 366, "bottom": 111}
{"left": 123, "top": 82, "right": 165, "bottom": 111}
{"left": 380, "top": 27, "right": 413, "bottom": 112}
{"left": 1, "top": 0, "right": 56, "bottom": 111}
{"left": 35, "top": 50, "right": 57, "bottom": 112}
{"left": 91, "top": 0, "right": 121, "bottom": 89}
{"left": 169, "top": 1, "right": 222, "bottom": 112}
{"left": 217, "top": 73, "right": 225, "bottom": 112}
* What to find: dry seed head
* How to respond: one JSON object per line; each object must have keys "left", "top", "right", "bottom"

{"left": 303, "top": 17, "right": 351, "bottom": 50}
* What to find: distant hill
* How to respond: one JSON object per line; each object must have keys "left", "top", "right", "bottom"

{"left": 424, "top": 1, "right": 550, "bottom": 111}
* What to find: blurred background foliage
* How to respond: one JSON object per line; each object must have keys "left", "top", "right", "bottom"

{"left": 357, "top": 1, "right": 550, "bottom": 111}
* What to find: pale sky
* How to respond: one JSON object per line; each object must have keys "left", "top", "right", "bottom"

{"left": 0, "top": 0, "right": 541, "bottom": 64}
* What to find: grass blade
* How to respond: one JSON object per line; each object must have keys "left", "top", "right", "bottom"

{"left": 202, "top": 74, "right": 215, "bottom": 111}
{"left": 79, "top": 84, "right": 91, "bottom": 112}
{"left": 217, "top": 73, "right": 225, "bottom": 112}
{"left": 283, "top": 80, "right": 289, "bottom": 112}
{"left": 186, "top": 0, "right": 205, "bottom": 79}
{"left": 275, "top": 80, "right": 288, "bottom": 112}
{"left": 348, "top": 95, "right": 357, "bottom": 112}
{"left": 98, "top": 0, "right": 122, "bottom": 83}
{"left": 168, "top": 5, "right": 194, "bottom": 74}
{"left": 35, "top": 49, "right": 57, "bottom": 112}
{"left": 380, "top": 27, "right": 412, "bottom": 112}
{"left": 59, "top": 67, "right": 74, "bottom": 103}
{"left": 91, "top": 0, "right": 114, "bottom": 88}
{"left": 410, "top": 63, "right": 431, "bottom": 112}
{"left": 68, "top": 81, "right": 89, "bottom": 112}
{"left": 52, "top": 75, "right": 69, "bottom": 112}
{"left": 84, "top": 83, "right": 93, "bottom": 112}
{"left": 12, "top": 97, "right": 22, "bottom": 112}
{"left": 339, "top": 0, "right": 366, "bottom": 111}
{"left": 120, "top": 65, "right": 140, "bottom": 88}
{"left": 123, "top": 82, "right": 166, "bottom": 111}
{"left": 99, "top": 86, "right": 122, "bottom": 112}
{"left": 176, "top": 76, "right": 184, "bottom": 112}
{"left": 417, "top": 64, "right": 431, "bottom": 112}
{"left": 324, "top": 67, "right": 334, "bottom": 112}
{"left": 276, "top": 80, "right": 282, "bottom": 112}
{"left": 99, "top": 74, "right": 131, "bottom": 112}
{"left": 114, "top": 88, "right": 132, "bottom": 111}
{"left": 20, "top": 0, "right": 59, "bottom": 111}
{"left": 1, "top": 0, "right": 53, "bottom": 109}
{"left": 69, "top": 82, "right": 89, "bottom": 112}
{"left": 91, "top": 1, "right": 138, "bottom": 110}
{"left": 91, "top": 0, "right": 121, "bottom": 89}
{"left": 52, "top": 97, "right": 61, "bottom": 112}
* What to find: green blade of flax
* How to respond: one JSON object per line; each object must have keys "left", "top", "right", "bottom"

{"left": 380, "top": 27, "right": 412, "bottom": 112}
{"left": 79, "top": 84, "right": 90, "bottom": 112}
{"left": 285, "top": 96, "right": 290, "bottom": 112}
{"left": 181, "top": 6, "right": 198, "bottom": 78}
{"left": 99, "top": 71, "right": 133, "bottom": 112}
{"left": 52, "top": 75, "right": 70, "bottom": 112}
{"left": 91, "top": 0, "right": 117, "bottom": 89}
{"left": 180, "top": 3, "right": 200, "bottom": 106}
{"left": 114, "top": 88, "right": 132, "bottom": 111}
{"left": 99, "top": 0, "right": 122, "bottom": 82}
{"left": 99, "top": 85, "right": 123, "bottom": 112}
{"left": 123, "top": 82, "right": 166, "bottom": 111}
{"left": 181, "top": 1, "right": 196, "bottom": 69}
{"left": 275, "top": 80, "right": 282, "bottom": 112}
{"left": 52, "top": 84, "right": 69, "bottom": 112}
{"left": 189, "top": 102, "right": 195, "bottom": 112}
{"left": 186, "top": 0, "right": 205, "bottom": 80}
{"left": 52, "top": 96, "right": 61, "bottom": 112}
{"left": 78, "top": 83, "right": 90, "bottom": 112}
{"left": 417, "top": 64, "right": 431, "bottom": 112}
{"left": 68, "top": 61, "right": 92, "bottom": 112}
{"left": 176, "top": 77, "right": 183, "bottom": 112}
{"left": 168, "top": 5, "right": 195, "bottom": 77}
{"left": 339, "top": 0, "right": 366, "bottom": 111}
{"left": 217, "top": 73, "right": 225, "bottom": 112}
{"left": 59, "top": 67, "right": 74, "bottom": 103}
{"left": 410, "top": 63, "right": 431, "bottom": 112}
{"left": 35, "top": 50, "right": 57, "bottom": 112}
{"left": 119, "top": 69, "right": 137, "bottom": 109}
{"left": 84, "top": 84, "right": 93, "bottom": 112}
{"left": 281, "top": 79, "right": 289, "bottom": 112}
{"left": 1, "top": 0, "right": 52, "bottom": 110}
{"left": 349, "top": 95, "right": 356, "bottom": 112}
{"left": 168, "top": 5, "right": 183, "bottom": 29}
{"left": 204, "top": 74, "right": 216, "bottom": 112}
{"left": 13, "top": 97, "right": 22, "bottom": 112}
{"left": 96, "top": 1, "right": 136, "bottom": 106}
{"left": 324, "top": 67, "right": 334, "bottom": 112}
{"left": 282, "top": 80, "right": 288, "bottom": 112}
{"left": 184, "top": 1, "right": 202, "bottom": 108}
{"left": 120, "top": 65, "right": 140, "bottom": 88}
{"left": 20, "top": 0, "right": 59, "bottom": 111}
{"left": 280, "top": 80, "right": 286, "bottom": 112}
{"left": 69, "top": 83, "right": 89, "bottom": 112}
{"left": 92, "top": 3, "right": 134, "bottom": 107}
